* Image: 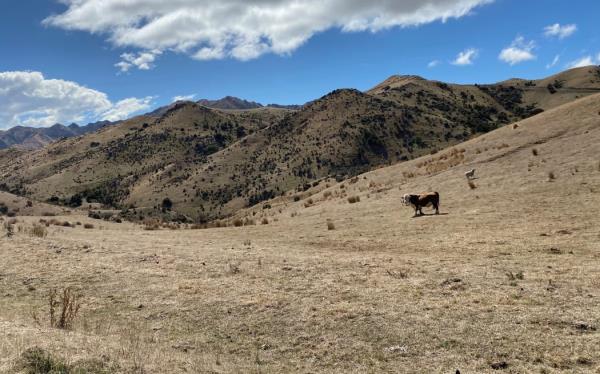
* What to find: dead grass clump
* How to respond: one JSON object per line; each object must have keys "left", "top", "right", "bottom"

{"left": 386, "top": 269, "right": 409, "bottom": 279}
{"left": 4, "top": 221, "right": 15, "bottom": 238}
{"left": 347, "top": 196, "right": 360, "bottom": 204}
{"left": 228, "top": 262, "right": 241, "bottom": 274}
{"left": 327, "top": 220, "right": 335, "bottom": 230}
{"left": 304, "top": 198, "right": 314, "bottom": 208}
{"left": 532, "top": 148, "right": 539, "bottom": 156}
{"left": 497, "top": 143, "right": 510, "bottom": 150}
{"left": 29, "top": 224, "right": 48, "bottom": 238}
{"left": 41, "top": 212, "right": 56, "bottom": 216}
{"left": 548, "top": 171, "right": 556, "bottom": 181}
{"left": 48, "top": 288, "right": 81, "bottom": 330}
{"left": 244, "top": 218, "right": 255, "bottom": 226}
{"left": 17, "top": 347, "right": 70, "bottom": 373}
{"left": 17, "top": 347, "right": 115, "bottom": 374}
{"left": 83, "top": 223, "right": 94, "bottom": 229}
{"left": 468, "top": 180, "right": 477, "bottom": 190}
{"left": 323, "top": 191, "right": 332, "bottom": 199}
{"left": 233, "top": 219, "right": 244, "bottom": 227}
{"left": 142, "top": 217, "right": 161, "bottom": 230}
{"left": 261, "top": 218, "right": 269, "bottom": 225}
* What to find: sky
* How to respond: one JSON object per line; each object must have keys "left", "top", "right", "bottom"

{"left": 0, "top": 0, "right": 599, "bottom": 129}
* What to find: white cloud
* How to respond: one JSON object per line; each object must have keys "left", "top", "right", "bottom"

{"left": 499, "top": 36, "right": 536, "bottom": 65}
{"left": 0, "top": 71, "right": 152, "bottom": 128}
{"left": 546, "top": 54, "right": 560, "bottom": 69}
{"left": 101, "top": 97, "right": 154, "bottom": 121}
{"left": 565, "top": 55, "right": 599, "bottom": 69}
{"left": 116, "top": 50, "right": 162, "bottom": 72}
{"left": 44, "top": 0, "right": 494, "bottom": 62}
{"left": 452, "top": 48, "right": 478, "bottom": 66}
{"left": 172, "top": 94, "right": 197, "bottom": 102}
{"left": 544, "top": 23, "right": 577, "bottom": 39}
{"left": 428, "top": 60, "right": 441, "bottom": 68}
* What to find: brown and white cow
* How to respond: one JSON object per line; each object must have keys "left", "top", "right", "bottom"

{"left": 401, "top": 192, "right": 440, "bottom": 217}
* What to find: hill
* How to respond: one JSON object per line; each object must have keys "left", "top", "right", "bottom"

{"left": 1, "top": 93, "right": 599, "bottom": 372}
{"left": 0, "top": 66, "right": 599, "bottom": 221}
{"left": 0, "top": 121, "right": 116, "bottom": 150}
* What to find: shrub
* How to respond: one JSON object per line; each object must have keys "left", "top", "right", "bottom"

{"left": 233, "top": 218, "right": 244, "bottom": 227}
{"left": 29, "top": 225, "right": 48, "bottom": 238}
{"left": 548, "top": 171, "right": 556, "bottom": 181}
{"left": 61, "top": 221, "right": 72, "bottom": 227}
{"left": 26, "top": 200, "right": 33, "bottom": 207}
{"left": 468, "top": 180, "right": 477, "bottom": 190}
{"left": 83, "top": 223, "right": 94, "bottom": 229}
{"left": 261, "top": 218, "right": 269, "bottom": 225}
{"left": 323, "top": 191, "right": 332, "bottom": 199}
{"left": 48, "top": 288, "right": 81, "bottom": 330}
{"left": 327, "top": 220, "right": 335, "bottom": 230}
{"left": 41, "top": 212, "right": 56, "bottom": 217}
{"left": 532, "top": 148, "right": 538, "bottom": 156}
{"left": 293, "top": 195, "right": 301, "bottom": 202}
{"left": 347, "top": 196, "right": 360, "bottom": 204}
{"left": 18, "top": 347, "right": 70, "bottom": 374}
{"left": 161, "top": 197, "right": 173, "bottom": 210}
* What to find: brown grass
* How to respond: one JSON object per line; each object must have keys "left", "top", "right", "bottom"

{"left": 468, "top": 180, "right": 477, "bottom": 189}
{"left": 347, "top": 196, "right": 360, "bottom": 204}
{"left": 28, "top": 224, "right": 48, "bottom": 238}
{"left": 48, "top": 288, "right": 81, "bottom": 330}
{"left": 83, "top": 223, "right": 94, "bottom": 229}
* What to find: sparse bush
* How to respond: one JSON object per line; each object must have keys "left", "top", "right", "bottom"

{"left": 548, "top": 171, "right": 556, "bottom": 181}
{"left": 26, "top": 200, "right": 33, "bottom": 207}
{"left": 347, "top": 196, "right": 360, "bottom": 204}
{"left": 18, "top": 347, "right": 70, "bottom": 374}
{"left": 48, "top": 288, "right": 81, "bottom": 330}
{"left": 532, "top": 148, "right": 538, "bottom": 156}
{"left": 83, "top": 223, "right": 94, "bottom": 229}
{"left": 41, "top": 212, "right": 56, "bottom": 217}
{"left": 468, "top": 180, "right": 477, "bottom": 190}
{"left": 233, "top": 218, "right": 244, "bottom": 227}
{"left": 293, "top": 195, "right": 301, "bottom": 202}
{"left": 228, "top": 262, "right": 241, "bottom": 274}
{"left": 161, "top": 197, "right": 173, "bottom": 210}
{"left": 327, "top": 220, "right": 335, "bottom": 230}
{"left": 323, "top": 191, "right": 332, "bottom": 199}
{"left": 261, "top": 218, "right": 269, "bottom": 225}
{"left": 304, "top": 198, "right": 314, "bottom": 208}
{"left": 29, "top": 224, "right": 48, "bottom": 238}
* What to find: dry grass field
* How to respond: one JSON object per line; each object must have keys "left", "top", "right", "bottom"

{"left": 1, "top": 94, "right": 600, "bottom": 373}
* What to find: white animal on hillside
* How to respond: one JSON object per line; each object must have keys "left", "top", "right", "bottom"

{"left": 465, "top": 169, "right": 476, "bottom": 180}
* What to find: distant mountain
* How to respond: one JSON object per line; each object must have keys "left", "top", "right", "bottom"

{"left": 0, "top": 121, "right": 117, "bottom": 150}
{"left": 197, "top": 96, "right": 263, "bottom": 110}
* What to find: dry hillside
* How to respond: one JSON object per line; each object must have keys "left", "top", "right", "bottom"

{"left": 1, "top": 93, "right": 599, "bottom": 373}
{"left": 1, "top": 67, "right": 599, "bottom": 222}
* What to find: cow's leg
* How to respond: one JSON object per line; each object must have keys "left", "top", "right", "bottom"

{"left": 434, "top": 203, "right": 439, "bottom": 215}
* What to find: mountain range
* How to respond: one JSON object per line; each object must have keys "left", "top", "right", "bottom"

{"left": 0, "top": 66, "right": 599, "bottom": 222}
{"left": 0, "top": 121, "right": 116, "bottom": 150}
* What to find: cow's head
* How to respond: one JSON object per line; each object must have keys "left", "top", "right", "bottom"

{"left": 401, "top": 194, "right": 411, "bottom": 206}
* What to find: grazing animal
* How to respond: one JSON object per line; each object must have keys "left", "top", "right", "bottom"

{"left": 465, "top": 169, "right": 476, "bottom": 180}
{"left": 402, "top": 192, "right": 440, "bottom": 217}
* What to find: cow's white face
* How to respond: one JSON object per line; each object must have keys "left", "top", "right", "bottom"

{"left": 401, "top": 194, "right": 411, "bottom": 206}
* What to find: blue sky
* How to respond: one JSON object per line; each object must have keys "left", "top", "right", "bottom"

{"left": 0, "top": 0, "right": 599, "bottom": 128}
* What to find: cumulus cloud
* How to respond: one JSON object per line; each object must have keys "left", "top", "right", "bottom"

{"left": 172, "top": 94, "right": 197, "bottom": 102}
{"left": 452, "top": 48, "right": 478, "bottom": 66}
{"left": 0, "top": 71, "right": 152, "bottom": 128}
{"left": 116, "top": 50, "right": 162, "bottom": 72}
{"left": 565, "top": 55, "right": 599, "bottom": 69}
{"left": 427, "top": 60, "right": 441, "bottom": 68}
{"left": 44, "top": 0, "right": 493, "bottom": 62}
{"left": 498, "top": 36, "right": 536, "bottom": 65}
{"left": 544, "top": 23, "right": 577, "bottom": 39}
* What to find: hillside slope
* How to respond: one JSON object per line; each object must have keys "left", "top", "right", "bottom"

{"left": 1, "top": 93, "right": 599, "bottom": 373}
{"left": 0, "top": 67, "right": 599, "bottom": 221}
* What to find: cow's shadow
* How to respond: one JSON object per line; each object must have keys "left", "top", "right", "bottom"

{"left": 412, "top": 212, "right": 449, "bottom": 218}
